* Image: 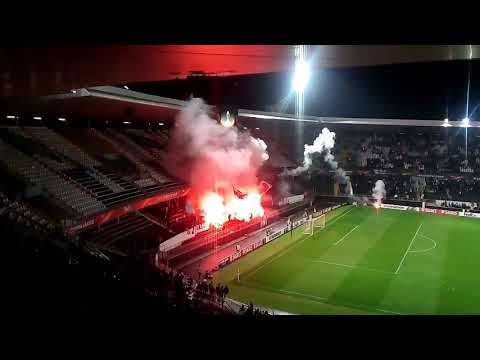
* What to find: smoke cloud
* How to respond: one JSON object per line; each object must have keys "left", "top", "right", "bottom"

{"left": 278, "top": 179, "right": 291, "bottom": 196}
{"left": 372, "top": 180, "right": 386, "bottom": 203}
{"left": 282, "top": 127, "right": 336, "bottom": 176}
{"left": 162, "top": 98, "right": 269, "bottom": 206}
{"left": 282, "top": 127, "right": 353, "bottom": 196}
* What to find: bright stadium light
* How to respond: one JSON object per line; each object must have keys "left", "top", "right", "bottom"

{"left": 442, "top": 118, "right": 451, "bottom": 127}
{"left": 6, "top": 115, "right": 16, "bottom": 119}
{"left": 124, "top": 85, "right": 129, "bottom": 90}
{"left": 462, "top": 117, "right": 470, "bottom": 127}
{"left": 58, "top": 117, "right": 66, "bottom": 122}
{"left": 123, "top": 121, "right": 131, "bottom": 125}
{"left": 292, "top": 59, "right": 311, "bottom": 94}
{"left": 33, "top": 116, "right": 42, "bottom": 120}
{"left": 158, "top": 122, "right": 164, "bottom": 126}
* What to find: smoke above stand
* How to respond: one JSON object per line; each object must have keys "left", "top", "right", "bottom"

{"left": 162, "top": 99, "right": 270, "bottom": 227}
{"left": 372, "top": 180, "right": 386, "bottom": 207}
{"left": 282, "top": 127, "right": 353, "bottom": 196}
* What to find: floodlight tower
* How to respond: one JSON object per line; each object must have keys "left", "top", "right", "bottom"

{"left": 292, "top": 45, "right": 311, "bottom": 163}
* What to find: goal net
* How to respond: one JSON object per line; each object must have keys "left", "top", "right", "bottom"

{"left": 303, "top": 213, "right": 326, "bottom": 235}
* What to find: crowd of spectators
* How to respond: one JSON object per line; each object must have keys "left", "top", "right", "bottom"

{"left": 153, "top": 264, "right": 235, "bottom": 312}
{"left": 334, "top": 130, "right": 480, "bottom": 175}
{"left": 424, "top": 177, "right": 480, "bottom": 204}
{"left": 350, "top": 174, "right": 480, "bottom": 205}
{"left": 154, "top": 263, "right": 272, "bottom": 315}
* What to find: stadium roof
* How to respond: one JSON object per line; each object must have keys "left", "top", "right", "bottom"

{"left": 1, "top": 45, "right": 479, "bottom": 97}
{"left": 6, "top": 85, "right": 477, "bottom": 128}
{"left": 3, "top": 86, "right": 202, "bottom": 124}
{"left": 238, "top": 109, "right": 480, "bottom": 128}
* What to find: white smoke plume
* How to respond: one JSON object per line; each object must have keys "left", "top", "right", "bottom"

{"left": 162, "top": 98, "right": 269, "bottom": 205}
{"left": 282, "top": 127, "right": 353, "bottom": 196}
{"left": 283, "top": 127, "right": 336, "bottom": 176}
{"left": 334, "top": 168, "right": 353, "bottom": 195}
{"left": 372, "top": 180, "right": 386, "bottom": 203}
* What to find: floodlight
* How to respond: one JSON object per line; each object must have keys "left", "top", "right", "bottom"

{"left": 292, "top": 59, "right": 310, "bottom": 93}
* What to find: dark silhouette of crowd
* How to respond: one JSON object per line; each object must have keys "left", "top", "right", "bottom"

{"left": 239, "top": 302, "right": 271, "bottom": 316}
{"left": 0, "top": 191, "right": 57, "bottom": 235}
{"left": 154, "top": 264, "right": 233, "bottom": 312}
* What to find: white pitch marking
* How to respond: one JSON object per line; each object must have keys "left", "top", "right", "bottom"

{"left": 250, "top": 282, "right": 404, "bottom": 315}
{"left": 247, "top": 232, "right": 309, "bottom": 277}
{"left": 394, "top": 223, "right": 423, "bottom": 274}
{"left": 409, "top": 234, "right": 437, "bottom": 253}
{"left": 247, "top": 207, "right": 357, "bottom": 277}
{"left": 375, "top": 308, "right": 404, "bottom": 315}
{"left": 277, "top": 288, "right": 328, "bottom": 302}
{"left": 312, "top": 259, "right": 394, "bottom": 275}
{"left": 327, "top": 207, "right": 355, "bottom": 227}
{"left": 308, "top": 206, "right": 355, "bottom": 238}
{"left": 334, "top": 225, "right": 359, "bottom": 245}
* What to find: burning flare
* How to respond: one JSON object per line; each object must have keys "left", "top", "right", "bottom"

{"left": 200, "top": 189, "right": 265, "bottom": 228}
{"left": 201, "top": 192, "right": 228, "bottom": 228}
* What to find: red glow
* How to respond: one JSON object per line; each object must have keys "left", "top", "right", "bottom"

{"left": 200, "top": 188, "right": 265, "bottom": 228}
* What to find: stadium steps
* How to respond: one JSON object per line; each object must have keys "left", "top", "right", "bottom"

{"left": 0, "top": 140, "right": 105, "bottom": 218}
{"left": 95, "top": 128, "right": 173, "bottom": 185}
{"left": 97, "top": 219, "right": 155, "bottom": 246}
{"left": 23, "top": 127, "right": 101, "bottom": 168}
{"left": 63, "top": 168, "right": 145, "bottom": 208}
{"left": 93, "top": 166, "right": 139, "bottom": 190}
{"left": 106, "top": 128, "right": 154, "bottom": 162}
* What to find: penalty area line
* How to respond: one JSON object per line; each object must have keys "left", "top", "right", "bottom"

{"left": 327, "top": 207, "right": 355, "bottom": 228}
{"left": 247, "top": 206, "right": 357, "bottom": 278}
{"left": 308, "top": 206, "right": 355, "bottom": 238}
{"left": 238, "top": 280, "right": 404, "bottom": 315}
{"left": 311, "top": 259, "right": 394, "bottom": 275}
{"left": 334, "top": 225, "right": 359, "bottom": 245}
{"left": 376, "top": 308, "right": 404, "bottom": 315}
{"left": 394, "top": 223, "right": 423, "bottom": 275}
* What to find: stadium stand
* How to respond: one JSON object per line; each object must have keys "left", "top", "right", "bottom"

{"left": 0, "top": 124, "right": 186, "bottom": 230}
{"left": 91, "top": 128, "right": 172, "bottom": 185}
{"left": 23, "top": 127, "right": 101, "bottom": 168}
{"left": 332, "top": 128, "right": 480, "bottom": 175}
{"left": 0, "top": 139, "right": 105, "bottom": 217}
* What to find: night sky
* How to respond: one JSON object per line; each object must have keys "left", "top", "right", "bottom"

{"left": 129, "top": 59, "right": 480, "bottom": 121}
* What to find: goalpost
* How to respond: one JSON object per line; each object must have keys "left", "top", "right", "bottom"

{"left": 303, "top": 213, "right": 326, "bottom": 235}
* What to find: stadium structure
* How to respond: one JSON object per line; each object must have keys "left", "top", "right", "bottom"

{"left": 2, "top": 45, "right": 480, "bottom": 316}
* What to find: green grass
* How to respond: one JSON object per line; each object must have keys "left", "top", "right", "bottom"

{"left": 215, "top": 205, "right": 480, "bottom": 315}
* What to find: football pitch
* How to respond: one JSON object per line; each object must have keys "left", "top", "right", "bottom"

{"left": 215, "top": 205, "right": 480, "bottom": 314}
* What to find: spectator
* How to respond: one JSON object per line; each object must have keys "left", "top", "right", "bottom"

{"left": 222, "top": 285, "right": 230, "bottom": 306}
